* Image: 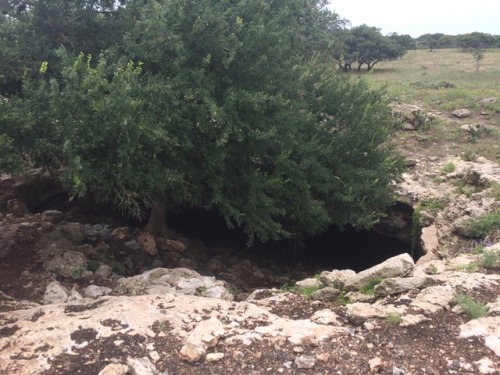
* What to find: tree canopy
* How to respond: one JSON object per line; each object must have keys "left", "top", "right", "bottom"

{"left": 334, "top": 25, "right": 407, "bottom": 72}
{"left": 0, "top": 0, "right": 402, "bottom": 245}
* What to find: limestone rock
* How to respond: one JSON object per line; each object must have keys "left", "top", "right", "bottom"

{"left": 319, "top": 269, "right": 356, "bottom": 289}
{"left": 94, "top": 264, "right": 113, "bottom": 279}
{"left": 311, "top": 287, "right": 341, "bottom": 302}
{"left": 6, "top": 199, "right": 30, "bottom": 217}
{"left": 60, "top": 222, "right": 86, "bottom": 243}
{"left": 420, "top": 225, "right": 439, "bottom": 255}
{"left": 44, "top": 250, "right": 88, "bottom": 278}
{"left": 480, "top": 97, "right": 497, "bottom": 104}
{"left": 400, "top": 314, "right": 431, "bottom": 327}
{"left": 309, "top": 309, "right": 342, "bottom": 325}
{"left": 205, "top": 353, "right": 225, "bottom": 362}
{"left": 127, "top": 357, "right": 159, "bottom": 375}
{"left": 83, "top": 285, "right": 112, "bottom": 299}
{"left": 346, "top": 302, "right": 406, "bottom": 326}
{"left": 41, "top": 210, "right": 64, "bottom": 224}
{"left": 459, "top": 316, "right": 500, "bottom": 357}
{"left": 179, "top": 317, "right": 225, "bottom": 362}
{"left": 115, "top": 268, "right": 233, "bottom": 300}
{"left": 410, "top": 285, "right": 455, "bottom": 313}
{"left": 452, "top": 108, "right": 472, "bottom": 118}
{"left": 295, "top": 278, "right": 322, "bottom": 288}
{"left": 98, "top": 363, "right": 130, "bottom": 375}
{"left": 295, "top": 354, "right": 316, "bottom": 369}
{"left": 374, "top": 276, "right": 435, "bottom": 297}
{"left": 344, "top": 253, "right": 415, "bottom": 291}
{"left": 43, "top": 281, "right": 70, "bottom": 304}
{"left": 138, "top": 232, "right": 158, "bottom": 256}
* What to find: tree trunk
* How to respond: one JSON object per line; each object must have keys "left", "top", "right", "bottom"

{"left": 145, "top": 201, "right": 168, "bottom": 236}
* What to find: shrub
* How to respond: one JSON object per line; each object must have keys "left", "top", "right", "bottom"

{"left": 481, "top": 249, "right": 500, "bottom": 269}
{"left": 442, "top": 162, "right": 456, "bottom": 173}
{"left": 386, "top": 313, "right": 402, "bottom": 325}
{"left": 453, "top": 293, "right": 489, "bottom": 319}
{"left": 458, "top": 212, "right": 500, "bottom": 238}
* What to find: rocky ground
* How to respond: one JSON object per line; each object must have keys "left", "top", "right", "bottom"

{"left": 1, "top": 104, "right": 500, "bottom": 375}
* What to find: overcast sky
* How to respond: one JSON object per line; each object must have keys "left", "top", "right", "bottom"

{"left": 328, "top": 0, "right": 500, "bottom": 37}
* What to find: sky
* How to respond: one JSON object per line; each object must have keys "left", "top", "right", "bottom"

{"left": 328, "top": 0, "right": 500, "bottom": 37}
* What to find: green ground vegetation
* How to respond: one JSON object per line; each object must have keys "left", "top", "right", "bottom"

{"left": 361, "top": 49, "right": 500, "bottom": 162}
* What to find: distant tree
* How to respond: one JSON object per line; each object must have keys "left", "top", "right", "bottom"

{"left": 335, "top": 25, "right": 407, "bottom": 71}
{"left": 457, "top": 32, "right": 496, "bottom": 51}
{"left": 387, "top": 33, "right": 416, "bottom": 50}
{"left": 472, "top": 49, "right": 484, "bottom": 72}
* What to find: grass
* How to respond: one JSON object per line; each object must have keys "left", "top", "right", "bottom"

{"left": 359, "top": 277, "right": 384, "bottom": 295}
{"left": 481, "top": 249, "right": 500, "bottom": 269}
{"left": 442, "top": 162, "right": 456, "bottom": 174}
{"left": 453, "top": 293, "right": 489, "bottom": 319}
{"left": 356, "top": 48, "right": 500, "bottom": 162}
{"left": 489, "top": 181, "right": 500, "bottom": 201}
{"left": 386, "top": 313, "right": 402, "bottom": 325}
{"left": 458, "top": 212, "right": 500, "bottom": 238}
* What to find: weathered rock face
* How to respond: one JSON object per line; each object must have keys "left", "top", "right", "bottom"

{"left": 114, "top": 268, "right": 234, "bottom": 301}
{"left": 344, "top": 253, "right": 415, "bottom": 291}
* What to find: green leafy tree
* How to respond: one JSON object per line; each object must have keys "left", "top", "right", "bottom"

{"left": 1, "top": 0, "right": 402, "bottom": 245}
{"left": 334, "top": 25, "right": 407, "bottom": 71}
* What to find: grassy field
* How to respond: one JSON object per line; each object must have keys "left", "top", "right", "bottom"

{"left": 356, "top": 49, "right": 500, "bottom": 162}
{"left": 363, "top": 49, "right": 500, "bottom": 114}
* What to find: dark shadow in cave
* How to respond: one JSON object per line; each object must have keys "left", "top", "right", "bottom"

{"left": 169, "top": 210, "right": 413, "bottom": 273}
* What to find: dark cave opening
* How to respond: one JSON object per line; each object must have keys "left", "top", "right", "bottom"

{"left": 169, "top": 209, "right": 414, "bottom": 273}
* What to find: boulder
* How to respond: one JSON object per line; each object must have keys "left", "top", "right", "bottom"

{"left": 98, "top": 364, "right": 130, "bottom": 375}
{"left": 319, "top": 269, "right": 356, "bottom": 289}
{"left": 6, "top": 199, "right": 30, "bottom": 217}
{"left": 179, "top": 317, "right": 225, "bottom": 362}
{"left": 374, "top": 276, "right": 435, "bottom": 297}
{"left": 115, "top": 268, "right": 233, "bottom": 300}
{"left": 346, "top": 302, "right": 407, "bottom": 326}
{"left": 295, "top": 278, "right": 322, "bottom": 288}
{"left": 452, "top": 108, "right": 472, "bottom": 118}
{"left": 60, "top": 222, "right": 87, "bottom": 243}
{"left": 43, "top": 250, "right": 88, "bottom": 278}
{"left": 344, "top": 253, "right": 415, "bottom": 291}
{"left": 311, "top": 287, "right": 341, "bottom": 302}
{"left": 83, "top": 285, "right": 112, "bottom": 299}
{"left": 138, "top": 232, "right": 158, "bottom": 256}
{"left": 410, "top": 285, "right": 455, "bottom": 313}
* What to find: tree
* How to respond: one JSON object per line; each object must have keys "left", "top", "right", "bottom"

{"left": 334, "top": 25, "right": 407, "bottom": 72}
{"left": 0, "top": 0, "right": 402, "bottom": 245}
{"left": 0, "top": 0, "right": 128, "bottom": 94}
{"left": 457, "top": 32, "right": 496, "bottom": 51}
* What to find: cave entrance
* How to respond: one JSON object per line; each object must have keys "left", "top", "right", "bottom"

{"left": 169, "top": 208, "right": 414, "bottom": 274}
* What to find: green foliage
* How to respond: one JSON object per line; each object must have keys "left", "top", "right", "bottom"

{"left": 281, "top": 284, "right": 324, "bottom": 298}
{"left": 481, "top": 249, "right": 500, "bottom": 269}
{"left": 425, "top": 264, "right": 438, "bottom": 275}
{"left": 359, "top": 277, "right": 384, "bottom": 295}
{"left": 442, "top": 162, "right": 456, "bottom": 173}
{"left": 458, "top": 212, "right": 500, "bottom": 238}
{"left": 454, "top": 262, "right": 480, "bottom": 273}
{"left": 453, "top": 293, "right": 489, "bottom": 319}
{"left": 472, "top": 244, "right": 486, "bottom": 255}
{"left": 0, "top": 0, "right": 402, "bottom": 245}
{"left": 87, "top": 260, "right": 101, "bottom": 273}
{"left": 0, "top": 133, "right": 23, "bottom": 174}
{"left": 385, "top": 313, "right": 402, "bottom": 325}
{"left": 488, "top": 182, "right": 500, "bottom": 201}
{"left": 334, "top": 25, "right": 407, "bottom": 72}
